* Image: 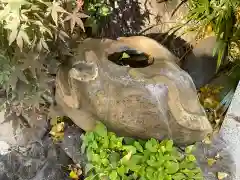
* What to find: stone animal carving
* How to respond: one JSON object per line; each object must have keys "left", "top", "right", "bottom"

{"left": 54, "top": 36, "right": 212, "bottom": 145}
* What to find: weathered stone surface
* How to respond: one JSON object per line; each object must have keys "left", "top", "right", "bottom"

{"left": 0, "top": 111, "right": 17, "bottom": 145}
{"left": 54, "top": 36, "right": 212, "bottom": 145}
{"left": 0, "top": 105, "right": 48, "bottom": 146}
{"left": 182, "top": 36, "right": 218, "bottom": 89}
{"left": 194, "top": 81, "right": 240, "bottom": 180}
{"left": 0, "top": 137, "right": 72, "bottom": 180}
{"left": 218, "top": 81, "right": 240, "bottom": 179}
{"left": 58, "top": 127, "right": 87, "bottom": 167}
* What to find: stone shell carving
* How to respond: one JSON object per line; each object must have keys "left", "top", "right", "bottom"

{"left": 54, "top": 36, "right": 212, "bottom": 145}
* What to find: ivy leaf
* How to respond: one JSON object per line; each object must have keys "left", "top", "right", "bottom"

{"left": 64, "top": 8, "right": 89, "bottom": 33}
{"left": 47, "top": 1, "right": 67, "bottom": 26}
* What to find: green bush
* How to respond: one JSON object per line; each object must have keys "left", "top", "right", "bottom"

{"left": 185, "top": 0, "right": 240, "bottom": 70}
{"left": 81, "top": 122, "right": 204, "bottom": 180}
{"left": 84, "top": 0, "right": 112, "bottom": 34}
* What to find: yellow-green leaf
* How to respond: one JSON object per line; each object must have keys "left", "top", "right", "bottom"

{"left": 122, "top": 52, "right": 130, "bottom": 59}
{"left": 69, "top": 170, "right": 78, "bottom": 179}
{"left": 207, "top": 158, "right": 216, "bottom": 167}
{"left": 217, "top": 172, "right": 228, "bottom": 180}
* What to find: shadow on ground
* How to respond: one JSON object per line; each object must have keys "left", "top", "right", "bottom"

{"left": 87, "top": 0, "right": 150, "bottom": 38}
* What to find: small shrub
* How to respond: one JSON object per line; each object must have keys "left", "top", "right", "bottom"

{"left": 185, "top": 0, "right": 240, "bottom": 70}
{"left": 84, "top": 0, "right": 112, "bottom": 34}
{"left": 81, "top": 122, "right": 204, "bottom": 180}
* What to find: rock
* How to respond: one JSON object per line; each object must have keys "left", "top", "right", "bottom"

{"left": 218, "top": 81, "right": 240, "bottom": 179}
{"left": 58, "top": 127, "right": 87, "bottom": 167}
{"left": 182, "top": 36, "right": 218, "bottom": 89}
{"left": 0, "top": 104, "right": 48, "bottom": 146}
{"left": 194, "top": 81, "right": 240, "bottom": 180}
{"left": 0, "top": 137, "right": 72, "bottom": 180}
{"left": 0, "top": 141, "right": 10, "bottom": 155}
{"left": 0, "top": 111, "right": 17, "bottom": 145}
{"left": 55, "top": 36, "right": 212, "bottom": 145}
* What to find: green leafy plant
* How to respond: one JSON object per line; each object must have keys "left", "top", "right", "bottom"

{"left": 81, "top": 122, "right": 204, "bottom": 180}
{"left": 185, "top": 0, "right": 240, "bottom": 70}
{"left": 84, "top": 0, "right": 112, "bottom": 34}
{"left": 0, "top": 0, "right": 88, "bottom": 108}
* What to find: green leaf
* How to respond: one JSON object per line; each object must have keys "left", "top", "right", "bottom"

{"left": 109, "top": 152, "right": 120, "bottom": 167}
{"left": 94, "top": 121, "right": 108, "bottom": 137}
{"left": 164, "top": 161, "right": 179, "bottom": 174}
{"left": 121, "top": 152, "right": 132, "bottom": 165}
{"left": 185, "top": 145, "right": 195, "bottom": 154}
{"left": 85, "top": 164, "right": 94, "bottom": 175}
{"left": 117, "top": 165, "right": 126, "bottom": 177}
{"left": 109, "top": 170, "right": 118, "bottom": 180}
{"left": 121, "top": 52, "right": 130, "bottom": 59}
{"left": 134, "top": 141, "right": 144, "bottom": 152}
{"left": 186, "top": 154, "right": 196, "bottom": 162}
{"left": 122, "top": 145, "right": 137, "bottom": 154}
{"left": 181, "top": 168, "right": 195, "bottom": 178}
{"left": 124, "top": 137, "right": 135, "bottom": 145}
{"left": 194, "top": 173, "right": 204, "bottom": 180}
{"left": 207, "top": 158, "right": 217, "bottom": 167}
{"left": 130, "top": 154, "right": 143, "bottom": 164}
{"left": 165, "top": 140, "right": 173, "bottom": 152}
{"left": 145, "top": 138, "right": 158, "bottom": 152}
{"left": 172, "top": 173, "right": 186, "bottom": 180}
{"left": 146, "top": 167, "right": 155, "bottom": 179}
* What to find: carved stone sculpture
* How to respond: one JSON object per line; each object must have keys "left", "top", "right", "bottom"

{"left": 54, "top": 36, "right": 212, "bottom": 145}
